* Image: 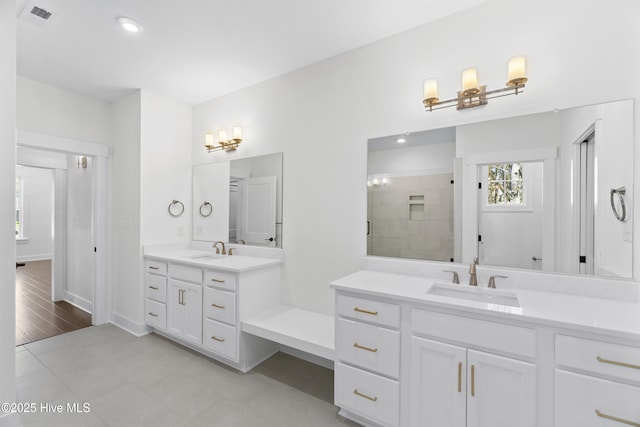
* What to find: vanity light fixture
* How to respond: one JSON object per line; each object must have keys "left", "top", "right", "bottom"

{"left": 423, "top": 56, "right": 528, "bottom": 112}
{"left": 205, "top": 126, "right": 243, "bottom": 153}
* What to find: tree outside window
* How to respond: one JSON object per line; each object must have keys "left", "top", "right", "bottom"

{"left": 487, "top": 163, "right": 524, "bottom": 206}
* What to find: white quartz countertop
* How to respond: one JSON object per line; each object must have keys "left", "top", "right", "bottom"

{"left": 331, "top": 270, "right": 640, "bottom": 341}
{"left": 144, "top": 248, "right": 282, "bottom": 273}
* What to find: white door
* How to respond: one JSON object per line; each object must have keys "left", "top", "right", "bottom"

{"left": 240, "top": 176, "right": 277, "bottom": 246}
{"left": 183, "top": 282, "right": 202, "bottom": 346}
{"left": 467, "top": 350, "right": 536, "bottom": 427}
{"left": 577, "top": 133, "right": 595, "bottom": 274}
{"left": 167, "top": 279, "right": 185, "bottom": 337}
{"left": 410, "top": 337, "right": 466, "bottom": 427}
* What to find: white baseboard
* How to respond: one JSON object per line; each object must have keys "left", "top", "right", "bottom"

{"left": 280, "top": 345, "right": 335, "bottom": 370}
{"left": 15, "top": 254, "right": 52, "bottom": 262}
{"left": 110, "top": 312, "right": 150, "bottom": 337}
{"left": 64, "top": 291, "right": 92, "bottom": 314}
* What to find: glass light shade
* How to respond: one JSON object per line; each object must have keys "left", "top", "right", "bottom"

{"left": 423, "top": 79, "right": 439, "bottom": 101}
{"left": 507, "top": 56, "right": 527, "bottom": 85}
{"left": 205, "top": 132, "right": 215, "bottom": 148}
{"left": 218, "top": 129, "right": 228, "bottom": 143}
{"left": 232, "top": 126, "right": 242, "bottom": 140}
{"left": 462, "top": 68, "right": 479, "bottom": 94}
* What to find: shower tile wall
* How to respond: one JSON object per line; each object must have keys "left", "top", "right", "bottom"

{"left": 368, "top": 173, "right": 453, "bottom": 261}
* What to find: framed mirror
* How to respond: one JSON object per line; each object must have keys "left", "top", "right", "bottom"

{"left": 367, "top": 99, "right": 633, "bottom": 278}
{"left": 193, "top": 152, "right": 283, "bottom": 247}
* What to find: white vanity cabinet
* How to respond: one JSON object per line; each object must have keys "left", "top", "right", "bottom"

{"left": 334, "top": 294, "right": 401, "bottom": 427}
{"left": 144, "top": 255, "right": 281, "bottom": 372}
{"left": 410, "top": 309, "right": 536, "bottom": 427}
{"left": 554, "top": 335, "right": 640, "bottom": 427}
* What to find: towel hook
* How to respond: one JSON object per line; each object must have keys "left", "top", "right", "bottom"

{"left": 199, "top": 201, "right": 213, "bottom": 217}
{"left": 168, "top": 200, "right": 185, "bottom": 217}
{"left": 610, "top": 187, "right": 626, "bottom": 222}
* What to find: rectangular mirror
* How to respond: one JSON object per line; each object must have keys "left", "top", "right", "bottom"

{"left": 193, "top": 152, "right": 283, "bottom": 247}
{"left": 367, "top": 99, "right": 633, "bottom": 278}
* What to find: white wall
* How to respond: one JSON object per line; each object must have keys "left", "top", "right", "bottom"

{"left": 65, "top": 155, "right": 94, "bottom": 311}
{"left": 368, "top": 141, "right": 456, "bottom": 177}
{"left": 15, "top": 165, "right": 54, "bottom": 262}
{"left": 191, "top": 0, "right": 640, "bottom": 314}
{"left": 0, "top": 0, "right": 16, "bottom": 415}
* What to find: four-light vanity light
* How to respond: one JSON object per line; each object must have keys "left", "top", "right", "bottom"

{"left": 205, "top": 127, "right": 243, "bottom": 153}
{"left": 423, "top": 56, "right": 528, "bottom": 112}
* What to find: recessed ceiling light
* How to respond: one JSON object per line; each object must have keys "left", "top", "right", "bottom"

{"left": 396, "top": 138, "right": 406, "bottom": 144}
{"left": 117, "top": 17, "right": 143, "bottom": 33}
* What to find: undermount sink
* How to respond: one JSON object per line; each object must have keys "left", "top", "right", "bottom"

{"left": 427, "top": 283, "right": 520, "bottom": 307}
{"left": 186, "top": 253, "right": 221, "bottom": 261}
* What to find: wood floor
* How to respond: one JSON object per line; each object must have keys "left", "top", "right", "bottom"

{"left": 15, "top": 260, "right": 92, "bottom": 346}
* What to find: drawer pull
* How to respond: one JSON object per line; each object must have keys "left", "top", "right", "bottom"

{"left": 354, "top": 307, "right": 378, "bottom": 316}
{"left": 457, "top": 362, "right": 462, "bottom": 393}
{"left": 596, "top": 410, "right": 640, "bottom": 426}
{"left": 211, "top": 336, "right": 225, "bottom": 342}
{"left": 597, "top": 356, "right": 640, "bottom": 370}
{"left": 471, "top": 365, "right": 475, "bottom": 397}
{"left": 148, "top": 266, "right": 160, "bottom": 270}
{"left": 211, "top": 278, "right": 225, "bottom": 283}
{"left": 353, "top": 389, "right": 377, "bottom": 402}
{"left": 148, "top": 286, "right": 159, "bottom": 290}
{"left": 148, "top": 312, "right": 158, "bottom": 317}
{"left": 211, "top": 303, "right": 226, "bottom": 309}
{"left": 353, "top": 343, "right": 378, "bottom": 353}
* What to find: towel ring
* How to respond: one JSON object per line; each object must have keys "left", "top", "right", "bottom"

{"left": 610, "top": 187, "right": 626, "bottom": 222}
{"left": 168, "top": 200, "right": 185, "bottom": 217}
{"left": 199, "top": 201, "right": 213, "bottom": 217}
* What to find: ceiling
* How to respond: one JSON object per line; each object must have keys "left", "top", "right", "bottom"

{"left": 16, "top": 0, "right": 486, "bottom": 105}
{"left": 368, "top": 127, "right": 456, "bottom": 152}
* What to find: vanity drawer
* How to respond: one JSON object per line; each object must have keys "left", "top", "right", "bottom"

{"left": 412, "top": 309, "right": 535, "bottom": 358}
{"left": 337, "top": 294, "right": 400, "bottom": 329}
{"left": 555, "top": 369, "right": 640, "bottom": 427}
{"left": 204, "top": 288, "right": 237, "bottom": 325}
{"left": 168, "top": 263, "right": 203, "bottom": 284}
{"left": 556, "top": 335, "right": 640, "bottom": 383}
{"left": 336, "top": 318, "right": 400, "bottom": 379}
{"left": 204, "top": 269, "right": 237, "bottom": 291}
{"left": 335, "top": 362, "right": 399, "bottom": 427}
{"left": 145, "top": 299, "right": 166, "bottom": 330}
{"left": 145, "top": 274, "right": 167, "bottom": 303}
{"left": 203, "top": 318, "right": 237, "bottom": 361}
{"left": 145, "top": 259, "right": 167, "bottom": 276}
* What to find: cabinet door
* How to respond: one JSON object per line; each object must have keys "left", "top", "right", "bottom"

{"left": 467, "top": 350, "right": 536, "bottom": 427}
{"left": 167, "top": 280, "right": 185, "bottom": 337}
{"left": 410, "top": 337, "right": 466, "bottom": 427}
{"left": 167, "top": 279, "right": 203, "bottom": 346}
{"left": 182, "top": 282, "right": 203, "bottom": 345}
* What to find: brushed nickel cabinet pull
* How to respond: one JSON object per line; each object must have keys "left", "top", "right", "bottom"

{"left": 148, "top": 286, "right": 159, "bottom": 290}
{"left": 211, "top": 278, "right": 225, "bottom": 283}
{"left": 353, "top": 389, "right": 378, "bottom": 402}
{"left": 471, "top": 365, "right": 475, "bottom": 397}
{"left": 596, "top": 410, "right": 640, "bottom": 426}
{"left": 354, "top": 307, "right": 378, "bottom": 316}
{"left": 211, "top": 303, "right": 225, "bottom": 309}
{"left": 353, "top": 343, "right": 378, "bottom": 353}
{"left": 597, "top": 356, "right": 640, "bottom": 370}
{"left": 148, "top": 266, "right": 159, "bottom": 270}
{"left": 458, "top": 362, "right": 462, "bottom": 393}
{"left": 211, "top": 336, "right": 225, "bottom": 342}
{"left": 148, "top": 312, "right": 158, "bottom": 317}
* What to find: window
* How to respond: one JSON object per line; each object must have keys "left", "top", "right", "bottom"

{"left": 487, "top": 163, "right": 524, "bottom": 206}
{"left": 16, "top": 177, "right": 23, "bottom": 238}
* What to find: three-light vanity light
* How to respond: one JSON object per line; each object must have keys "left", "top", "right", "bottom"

{"left": 205, "top": 126, "right": 243, "bottom": 153}
{"left": 423, "top": 56, "right": 528, "bottom": 112}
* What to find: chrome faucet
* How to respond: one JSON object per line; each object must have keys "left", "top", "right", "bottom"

{"left": 468, "top": 258, "right": 478, "bottom": 286}
{"left": 488, "top": 275, "right": 508, "bottom": 289}
{"left": 213, "top": 241, "right": 226, "bottom": 255}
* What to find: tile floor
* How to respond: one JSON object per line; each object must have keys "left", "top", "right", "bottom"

{"left": 1, "top": 325, "right": 358, "bottom": 427}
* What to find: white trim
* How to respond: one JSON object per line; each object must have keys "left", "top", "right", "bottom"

{"left": 467, "top": 147, "right": 557, "bottom": 165}
{"left": 15, "top": 237, "right": 29, "bottom": 244}
{"left": 17, "top": 129, "right": 109, "bottom": 157}
{"left": 110, "top": 312, "right": 150, "bottom": 337}
{"left": 15, "top": 254, "right": 51, "bottom": 262}
{"left": 64, "top": 291, "right": 92, "bottom": 314}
